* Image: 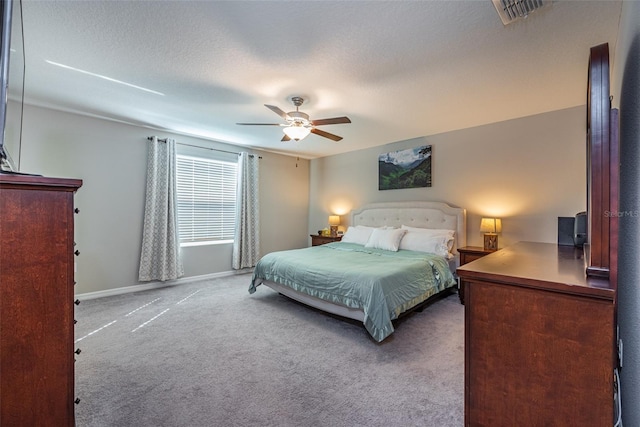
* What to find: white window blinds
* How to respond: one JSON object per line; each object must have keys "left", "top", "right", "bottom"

{"left": 176, "top": 154, "right": 237, "bottom": 245}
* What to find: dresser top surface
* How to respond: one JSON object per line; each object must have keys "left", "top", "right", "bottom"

{"left": 0, "top": 173, "right": 82, "bottom": 190}
{"left": 457, "top": 241, "right": 614, "bottom": 299}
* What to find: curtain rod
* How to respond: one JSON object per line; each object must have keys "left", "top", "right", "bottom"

{"left": 147, "top": 137, "right": 261, "bottom": 159}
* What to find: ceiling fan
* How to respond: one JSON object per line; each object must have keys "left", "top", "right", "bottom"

{"left": 237, "top": 96, "right": 351, "bottom": 142}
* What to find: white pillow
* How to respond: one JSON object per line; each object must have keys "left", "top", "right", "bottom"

{"left": 365, "top": 228, "right": 407, "bottom": 252}
{"left": 399, "top": 232, "right": 451, "bottom": 257}
{"left": 400, "top": 225, "right": 455, "bottom": 250}
{"left": 400, "top": 225, "right": 455, "bottom": 236}
{"left": 341, "top": 226, "right": 375, "bottom": 245}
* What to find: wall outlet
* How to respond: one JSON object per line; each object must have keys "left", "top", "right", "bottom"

{"left": 618, "top": 338, "right": 623, "bottom": 368}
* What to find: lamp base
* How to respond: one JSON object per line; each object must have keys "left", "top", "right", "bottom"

{"left": 330, "top": 225, "right": 338, "bottom": 237}
{"left": 484, "top": 233, "right": 498, "bottom": 251}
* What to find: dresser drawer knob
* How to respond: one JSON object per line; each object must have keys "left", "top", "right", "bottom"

{"left": 74, "top": 348, "right": 81, "bottom": 355}
{"left": 75, "top": 299, "right": 81, "bottom": 305}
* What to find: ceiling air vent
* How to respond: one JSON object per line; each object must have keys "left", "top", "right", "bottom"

{"left": 492, "top": 0, "right": 551, "bottom": 25}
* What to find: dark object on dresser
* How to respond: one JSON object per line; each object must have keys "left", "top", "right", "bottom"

{"left": 0, "top": 174, "right": 82, "bottom": 426}
{"left": 573, "top": 211, "right": 587, "bottom": 246}
{"left": 557, "top": 212, "right": 588, "bottom": 247}
{"left": 557, "top": 216, "right": 575, "bottom": 246}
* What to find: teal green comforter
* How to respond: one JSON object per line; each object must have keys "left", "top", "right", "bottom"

{"left": 249, "top": 242, "right": 456, "bottom": 342}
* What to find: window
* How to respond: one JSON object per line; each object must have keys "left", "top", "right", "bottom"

{"left": 176, "top": 154, "right": 237, "bottom": 246}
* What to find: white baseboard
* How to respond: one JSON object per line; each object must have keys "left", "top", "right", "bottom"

{"left": 75, "top": 269, "right": 253, "bottom": 301}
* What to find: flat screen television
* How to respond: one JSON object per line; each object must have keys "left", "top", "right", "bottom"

{"left": 0, "top": 0, "right": 25, "bottom": 173}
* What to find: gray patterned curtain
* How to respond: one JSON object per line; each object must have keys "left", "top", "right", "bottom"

{"left": 232, "top": 152, "right": 260, "bottom": 269}
{"left": 138, "top": 137, "right": 184, "bottom": 281}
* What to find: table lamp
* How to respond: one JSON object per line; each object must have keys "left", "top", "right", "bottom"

{"left": 329, "top": 215, "right": 340, "bottom": 237}
{"left": 480, "top": 217, "right": 502, "bottom": 251}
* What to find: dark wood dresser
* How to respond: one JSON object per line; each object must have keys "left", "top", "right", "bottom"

{"left": 457, "top": 242, "right": 616, "bottom": 427}
{"left": 310, "top": 234, "right": 342, "bottom": 246}
{"left": 0, "top": 174, "right": 82, "bottom": 426}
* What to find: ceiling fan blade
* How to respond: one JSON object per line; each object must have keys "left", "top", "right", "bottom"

{"left": 281, "top": 134, "right": 291, "bottom": 142}
{"left": 265, "top": 104, "right": 290, "bottom": 120}
{"left": 311, "top": 116, "right": 351, "bottom": 126}
{"left": 236, "top": 123, "right": 284, "bottom": 126}
{"left": 311, "top": 128, "right": 343, "bottom": 142}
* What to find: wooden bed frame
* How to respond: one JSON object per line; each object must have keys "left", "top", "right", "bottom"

{"left": 259, "top": 201, "right": 467, "bottom": 323}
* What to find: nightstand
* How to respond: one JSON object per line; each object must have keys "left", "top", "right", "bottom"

{"left": 457, "top": 246, "right": 496, "bottom": 304}
{"left": 310, "top": 235, "right": 342, "bottom": 246}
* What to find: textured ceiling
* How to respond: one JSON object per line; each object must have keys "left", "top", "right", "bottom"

{"left": 15, "top": 0, "right": 622, "bottom": 159}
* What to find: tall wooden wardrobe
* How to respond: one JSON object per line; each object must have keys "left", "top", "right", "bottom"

{"left": 0, "top": 174, "right": 82, "bottom": 426}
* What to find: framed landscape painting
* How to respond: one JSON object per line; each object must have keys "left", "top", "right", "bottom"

{"left": 379, "top": 145, "right": 432, "bottom": 190}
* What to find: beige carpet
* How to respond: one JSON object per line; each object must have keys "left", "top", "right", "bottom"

{"left": 74, "top": 273, "right": 464, "bottom": 426}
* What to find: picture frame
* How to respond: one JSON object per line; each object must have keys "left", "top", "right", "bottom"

{"left": 378, "top": 145, "right": 432, "bottom": 190}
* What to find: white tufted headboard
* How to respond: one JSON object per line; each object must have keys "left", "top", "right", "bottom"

{"left": 351, "top": 201, "right": 467, "bottom": 255}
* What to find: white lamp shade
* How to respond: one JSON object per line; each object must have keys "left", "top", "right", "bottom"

{"left": 480, "top": 217, "right": 502, "bottom": 233}
{"left": 283, "top": 125, "right": 311, "bottom": 141}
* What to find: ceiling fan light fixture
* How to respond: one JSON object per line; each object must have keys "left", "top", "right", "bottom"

{"left": 283, "top": 125, "right": 311, "bottom": 141}
{"left": 238, "top": 96, "right": 349, "bottom": 142}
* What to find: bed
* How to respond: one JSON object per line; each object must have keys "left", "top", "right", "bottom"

{"left": 249, "top": 201, "right": 467, "bottom": 342}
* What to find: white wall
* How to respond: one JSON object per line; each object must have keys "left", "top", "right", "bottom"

{"left": 13, "top": 102, "right": 586, "bottom": 300}
{"left": 16, "top": 104, "right": 310, "bottom": 294}
{"left": 309, "top": 106, "right": 586, "bottom": 248}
